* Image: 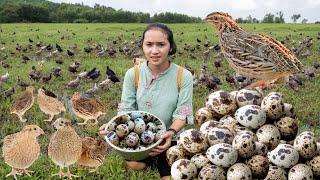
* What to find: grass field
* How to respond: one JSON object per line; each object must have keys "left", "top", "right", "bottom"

{"left": 0, "top": 23, "right": 319, "bottom": 179}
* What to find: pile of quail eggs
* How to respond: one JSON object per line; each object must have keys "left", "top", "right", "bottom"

{"left": 105, "top": 111, "right": 166, "bottom": 151}
{"left": 168, "top": 88, "right": 320, "bottom": 180}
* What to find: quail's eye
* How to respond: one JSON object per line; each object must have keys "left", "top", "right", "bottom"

{"left": 61, "top": 121, "right": 64, "bottom": 123}
{"left": 34, "top": 128, "right": 37, "bottom": 130}
{"left": 214, "top": 17, "right": 218, "bottom": 20}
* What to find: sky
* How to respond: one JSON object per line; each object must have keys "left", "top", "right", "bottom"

{"left": 49, "top": 0, "right": 320, "bottom": 23}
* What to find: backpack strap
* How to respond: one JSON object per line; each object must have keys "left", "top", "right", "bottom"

{"left": 177, "top": 66, "right": 183, "bottom": 93}
{"left": 133, "top": 65, "right": 183, "bottom": 93}
{"left": 134, "top": 65, "right": 139, "bottom": 91}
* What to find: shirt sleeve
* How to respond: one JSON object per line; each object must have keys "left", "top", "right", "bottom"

{"left": 172, "top": 69, "right": 194, "bottom": 125}
{"left": 117, "top": 67, "right": 137, "bottom": 115}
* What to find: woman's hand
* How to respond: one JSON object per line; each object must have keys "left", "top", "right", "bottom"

{"left": 149, "top": 131, "right": 174, "bottom": 157}
{"left": 98, "top": 124, "right": 109, "bottom": 135}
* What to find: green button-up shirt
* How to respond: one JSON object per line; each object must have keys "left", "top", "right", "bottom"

{"left": 118, "top": 62, "right": 194, "bottom": 128}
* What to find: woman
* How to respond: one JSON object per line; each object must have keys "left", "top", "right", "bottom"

{"left": 99, "top": 23, "right": 193, "bottom": 180}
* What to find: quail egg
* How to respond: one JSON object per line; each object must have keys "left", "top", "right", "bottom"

{"left": 195, "top": 107, "right": 214, "bottom": 127}
{"left": 207, "top": 126, "right": 234, "bottom": 146}
{"left": 105, "top": 131, "right": 120, "bottom": 146}
{"left": 293, "top": 131, "right": 317, "bottom": 159}
{"left": 267, "top": 144, "right": 299, "bottom": 168}
{"left": 134, "top": 118, "right": 146, "bottom": 134}
{"left": 236, "top": 88, "right": 262, "bottom": 107}
{"left": 155, "top": 129, "right": 165, "bottom": 141}
{"left": 199, "top": 120, "right": 220, "bottom": 137}
{"left": 219, "top": 115, "right": 238, "bottom": 127}
{"left": 107, "top": 121, "right": 117, "bottom": 131}
{"left": 205, "top": 90, "right": 237, "bottom": 115}
{"left": 264, "top": 166, "right": 287, "bottom": 180}
{"left": 307, "top": 155, "right": 320, "bottom": 178}
{"left": 125, "top": 132, "right": 140, "bottom": 147}
{"left": 198, "top": 164, "right": 226, "bottom": 180}
{"left": 227, "top": 163, "right": 252, "bottom": 180}
{"left": 166, "top": 145, "right": 187, "bottom": 166}
{"left": 190, "top": 153, "right": 210, "bottom": 170}
{"left": 141, "top": 130, "right": 155, "bottom": 144}
{"left": 130, "top": 111, "right": 142, "bottom": 120}
{"left": 180, "top": 129, "right": 208, "bottom": 154}
{"left": 246, "top": 155, "right": 269, "bottom": 179}
{"left": 116, "top": 124, "right": 129, "bottom": 138}
{"left": 284, "top": 103, "right": 295, "bottom": 118}
{"left": 235, "top": 105, "right": 266, "bottom": 129}
{"left": 254, "top": 141, "right": 268, "bottom": 156}
{"left": 146, "top": 122, "right": 156, "bottom": 132}
{"left": 171, "top": 159, "right": 197, "bottom": 180}
{"left": 126, "top": 120, "right": 135, "bottom": 131}
{"left": 288, "top": 164, "right": 313, "bottom": 180}
{"left": 232, "top": 132, "right": 256, "bottom": 158}
{"left": 206, "top": 143, "right": 238, "bottom": 167}
{"left": 256, "top": 124, "right": 281, "bottom": 150}
{"left": 261, "top": 92, "right": 285, "bottom": 120}
{"left": 275, "top": 116, "right": 298, "bottom": 141}
{"left": 115, "top": 114, "right": 131, "bottom": 124}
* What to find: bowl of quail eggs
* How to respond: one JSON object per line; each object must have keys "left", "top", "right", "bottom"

{"left": 104, "top": 111, "right": 166, "bottom": 161}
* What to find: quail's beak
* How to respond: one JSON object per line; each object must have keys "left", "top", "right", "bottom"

{"left": 204, "top": 16, "right": 214, "bottom": 23}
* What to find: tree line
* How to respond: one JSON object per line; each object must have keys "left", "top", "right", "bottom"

{"left": 0, "top": 0, "right": 202, "bottom": 23}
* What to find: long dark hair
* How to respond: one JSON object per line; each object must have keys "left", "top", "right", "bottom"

{"left": 142, "top": 23, "right": 177, "bottom": 55}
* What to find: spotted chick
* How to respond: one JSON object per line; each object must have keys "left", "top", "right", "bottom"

{"left": 37, "top": 88, "right": 66, "bottom": 122}
{"left": 77, "top": 136, "right": 109, "bottom": 172}
{"left": 10, "top": 86, "right": 34, "bottom": 122}
{"left": 48, "top": 118, "right": 82, "bottom": 178}
{"left": 70, "top": 92, "right": 106, "bottom": 125}
{"left": 2, "top": 125, "right": 44, "bottom": 179}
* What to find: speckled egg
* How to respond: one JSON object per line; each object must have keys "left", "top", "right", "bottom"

{"left": 198, "top": 164, "right": 226, "bottom": 180}
{"left": 155, "top": 129, "right": 165, "bottom": 141}
{"left": 141, "top": 130, "right": 155, "bottom": 144}
{"left": 146, "top": 122, "right": 156, "bottom": 132}
{"left": 206, "top": 143, "right": 238, "bottom": 167}
{"left": 166, "top": 145, "right": 187, "bottom": 166}
{"left": 293, "top": 131, "right": 317, "bottom": 159}
{"left": 256, "top": 124, "right": 281, "bottom": 150}
{"left": 232, "top": 132, "right": 256, "bottom": 158}
{"left": 126, "top": 120, "right": 135, "bottom": 131}
{"left": 275, "top": 116, "right": 298, "bottom": 141}
{"left": 130, "top": 111, "right": 142, "bottom": 120}
{"left": 264, "top": 166, "right": 287, "bottom": 180}
{"left": 199, "top": 120, "right": 220, "bottom": 138}
{"left": 236, "top": 88, "right": 262, "bottom": 107}
{"left": 229, "top": 90, "right": 238, "bottom": 103}
{"left": 171, "top": 159, "right": 197, "bottom": 180}
{"left": 205, "top": 90, "right": 237, "bottom": 115}
{"left": 116, "top": 124, "right": 129, "bottom": 138}
{"left": 261, "top": 92, "right": 285, "bottom": 120}
{"left": 254, "top": 141, "right": 268, "bottom": 156}
{"left": 190, "top": 154, "right": 210, "bottom": 170}
{"left": 107, "top": 121, "right": 117, "bottom": 131}
{"left": 246, "top": 155, "right": 269, "bottom": 179}
{"left": 235, "top": 105, "right": 266, "bottom": 129}
{"left": 115, "top": 114, "right": 131, "bottom": 124}
{"left": 288, "top": 164, "right": 313, "bottom": 180}
{"left": 105, "top": 131, "right": 120, "bottom": 146}
{"left": 267, "top": 144, "right": 299, "bottom": 168}
{"left": 207, "top": 126, "right": 234, "bottom": 146}
{"left": 180, "top": 129, "right": 208, "bottom": 154}
{"left": 227, "top": 163, "right": 252, "bottom": 180}
{"left": 125, "top": 132, "right": 140, "bottom": 147}
{"left": 134, "top": 118, "right": 146, "bottom": 134}
{"left": 219, "top": 115, "right": 238, "bottom": 127}
{"left": 307, "top": 155, "right": 320, "bottom": 178}
{"left": 195, "top": 107, "right": 214, "bottom": 127}
{"left": 284, "top": 103, "right": 295, "bottom": 118}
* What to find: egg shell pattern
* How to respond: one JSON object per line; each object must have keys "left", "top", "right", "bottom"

{"left": 284, "top": 103, "right": 295, "bottom": 118}
{"left": 254, "top": 141, "right": 268, "bottom": 156}
{"left": 206, "top": 143, "right": 238, "bottom": 167}
{"left": 261, "top": 92, "right": 285, "bottom": 120}
{"left": 166, "top": 145, "right": 187, "bottom": 166}
{"left": 288, "top": 164, "right": 313, "bottom": 180}
{"left": 105, "top": 131, "right": 120, "bottom": 146}
{"left": 236, "top": 88, "right": 262, "bottom": 107}
{"left": 275, "top": 117, "right": 298, "bottom": 141}
{"left": 195, "top": 107, "right": 214, "bottom": 127}
{"left": 267, "top": 144, "right": 299, "bottom": 168}
{"left": 232, "top": 132, "right": 256, "bottom": 158}
{"left": 190, "top": 154, "right": 210, "bottom": 170}
{"left": 125, "top": 132, "right": 140, "bottom": 147}
{"left": 293, "top": 131, "right": 317, "bottom": 159}
{"left": 180, "top": 129, "right": 208, "bottom": 154}
{"left": 207, "top": 126, "right": 234, "bottom": 146}
{"left": 264, "top": 166, "right": 287, "bottom": 180}
{"left": 198, "top": 164, "right": 226, "bottom": 180}
{"left": 205, "top": 90, "right": 237, "bottom": 115}
{"left": 256, "top": 124, "right": 281, "bottom": 150}
{"left": 235, "top": 105, "right": 266, "bottom": 129}
{"left": 307, "top": 155, "right": 320, "bottom": 178}
{"left": 171, "top": 159, "right": 197, "bottom": 180}
{"left": 247, "top": 155, "right": 269, "bottom": 179}
{"left": 116, "top": 124, "right": 129, "bottom": 138}
{"left": 141, "top": 130, "right": 155, "bottom": 144}
{"left": 133, "top": 118, "right": 146, "bottom": 134}
{"left": 227, "top": 163, "right": 252, "bottom": 180}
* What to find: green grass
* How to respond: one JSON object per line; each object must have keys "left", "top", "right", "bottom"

{"left": 0, "top": 23, "right": 319, "bottom": 179}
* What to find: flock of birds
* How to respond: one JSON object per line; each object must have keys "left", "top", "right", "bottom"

{"left": 0, "top": 11, "right": 320, "bottom": 179}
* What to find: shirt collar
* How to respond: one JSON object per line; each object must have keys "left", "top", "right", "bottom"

{"left": 145, "top": 61, "right": 173, "bottom": 78}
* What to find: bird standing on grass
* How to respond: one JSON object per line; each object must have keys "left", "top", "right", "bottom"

{"left": 2, "top": 125, "right": 44, "bottom": 179}
{"left": 10, "top": 86, "right": 34, "bottom": 122}
{"left": 205, "top": 12, "right": 304, "bottom": 87}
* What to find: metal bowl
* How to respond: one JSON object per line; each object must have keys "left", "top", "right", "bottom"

{"left": 105, "top": 111, "right": 166, "bottom": 161}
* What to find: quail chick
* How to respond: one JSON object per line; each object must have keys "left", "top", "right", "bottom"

{"left": 37, "top": 88, "right": 66, "bottom": 122}
{"left": 48, "top": 118, "right": 82, "bottom": 178}
{"left": 2, "top": 125, "right": 44, "bottom": 179}
{"left": 77, "top": 136, "right": 109, "bottom": 172}
{"left": 10, "top": 86, "right": 34, "bottom": 122}
{"left": 70, "top": 92, "right": 106, "bottom": 125}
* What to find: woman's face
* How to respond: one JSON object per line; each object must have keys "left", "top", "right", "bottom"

{"left": 142, "top": 29, "right": 170, "bottom": 67}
